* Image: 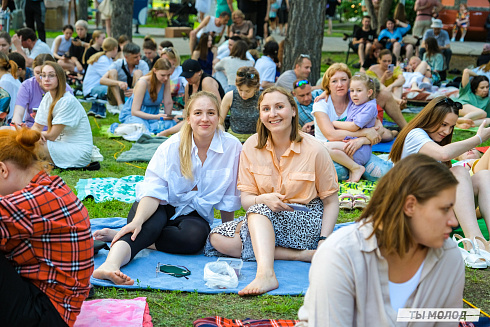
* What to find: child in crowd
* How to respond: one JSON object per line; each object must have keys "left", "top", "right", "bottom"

{"left": 423, "top": 37, "right": 445, "bottom": 74}
{"left": 266, "top": 0, "right": 280, "bottom": 37}
{"left": 324, "top": 73, "right": 379, "bottom": 182}
{"left": 451, "top": 3, "right": 470, "bottom": 42}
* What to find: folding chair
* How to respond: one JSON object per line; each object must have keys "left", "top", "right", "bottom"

{"left": 344, "top": 25, "right": 360, "bottom": 65}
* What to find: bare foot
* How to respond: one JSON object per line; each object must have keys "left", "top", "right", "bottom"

{"left": 238, "top": 272, "right": 279, "bottom": 296}
{"left": 93, "top": 263, "right": 134, "bottom": 285}
{"left": 347, "top": 165, "right": 365, "bottom": 183}
{"left": 391, "top": 130, "right": 399, "bottom": 137}
{"left": 93, "top": 228, "right": 118, "bottom": 242}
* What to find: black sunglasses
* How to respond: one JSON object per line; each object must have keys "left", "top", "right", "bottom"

{"left": 162, "top": 47, "right": 174, "bottom": 54}
{"left": 437, "top": 97, "right": 462, "bottom": 110}
{"left": 237, "top": 71, "right": 256, "bottom": 79}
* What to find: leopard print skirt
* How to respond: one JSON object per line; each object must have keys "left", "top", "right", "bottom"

{"left": 204, "top": 197, "right": 323, "bottom": 261}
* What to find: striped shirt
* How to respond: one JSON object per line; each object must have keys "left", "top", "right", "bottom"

{"left": 0, "top": 171, "right": 94, "bottom": 326}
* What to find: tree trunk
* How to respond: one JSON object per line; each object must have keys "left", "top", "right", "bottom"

{"left": 79, "top": 0, "right": 88, "bottom": 21}
{"left": 112, "top": 0, "right": 134, "bottom": 40}
{"left": 364, "top": 0, "right": 393, "bottom": 32}
{"left": 283, "top": 0, "right": 327, "bottom": 85}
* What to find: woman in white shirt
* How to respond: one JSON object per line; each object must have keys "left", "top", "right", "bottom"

{"left": 92, "top": 91, "right": 242, "bottom": 285}
{"left": 214, "top": 40, "right": 254, "bottom": 92}
{"left": 297, "top": 154, "right": 464, "bottom": 326}
{"left": 31, "top": 62, "right": 93, "bottom": 169}
{"left": 0, "top": 52, "right": 20, "bottom": 122}
{"left": 83, "top": 37, "right": 119, "bottom": 118}
{"left": 389, "top": 96, "right": 490, "bottom": 253}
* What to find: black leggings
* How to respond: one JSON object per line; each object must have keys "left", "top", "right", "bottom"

{"left": 0, "top": 254, "right": 68, "bottom": 327}
{"left": 119, "top": 202, "right": 211, "bottom": 261}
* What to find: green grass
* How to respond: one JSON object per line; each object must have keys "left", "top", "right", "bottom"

{"left": 58, "top": 52, "right": 490, "bottom": 326}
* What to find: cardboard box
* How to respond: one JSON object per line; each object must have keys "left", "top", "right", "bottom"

{"left": 165, "top": 27, "right": 192, "bottom": 38}
{"left": 45, "top": 8, "right": 63, "bottom": 30}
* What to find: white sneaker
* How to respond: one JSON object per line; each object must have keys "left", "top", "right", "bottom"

{"left": 106, "top": 104, "right": 121, "bottom": 115}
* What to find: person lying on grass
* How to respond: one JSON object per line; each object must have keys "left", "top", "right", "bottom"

{"left": 93, "top": 91, "right": 242, "bottom": 285}
{"left": 0, "top": 127, "right": 93, "bottom": 327}
{"left": 205, "top": 87, "right": 339, "bottom": 296}
{"left": 297, "top": 154, "right": 463, "bottom": 326}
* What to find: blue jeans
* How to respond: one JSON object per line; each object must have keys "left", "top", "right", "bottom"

{"left": 334, "top": 153, "right": 393, "bottom": 182}
{"left": 89, "top": 85, "right": 108, "bottom": 115}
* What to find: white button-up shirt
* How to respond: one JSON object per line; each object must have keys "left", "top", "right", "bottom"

{"left": 135, "top": 130, "right": 242, "bottom": 224}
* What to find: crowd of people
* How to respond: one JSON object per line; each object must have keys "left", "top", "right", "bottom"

{"left": 1, "top": 3, "right": 490, "bottom": 326}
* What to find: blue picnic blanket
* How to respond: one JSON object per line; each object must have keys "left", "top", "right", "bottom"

{"left": 90, "top": 217, "right": 354, "bottom": 295}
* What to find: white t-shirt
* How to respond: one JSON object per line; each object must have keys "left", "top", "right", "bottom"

{"left": 401, "top": 128, "right": 434, "bottom": 159}
{"left": 0, "top": 73, "right": 21, "bottom": 120}
{"left": 254, "top": 55, "right": 276, "bottom": 88}
{"left": 83, "top": 55, "right": 113, "bottom": 96}
{"left": 35, "top": 92, "right": 93, "bottom": 168}
{"left": 389, "top": 261, "right": 425, "bottom": 312}
{"left": 135, "top": 130, "right": 242, "bottom": 224}
{"left": 214, "top": 57, "right": 255, "bottom": 86}
{"left": 197, "top": 16, "right": 225, "bottom": 39}
{"left": 29, "top": 40, "right": 51, "bottom": 59}
{"left": 312, "top": 96, "right": 349, "bottom": 142}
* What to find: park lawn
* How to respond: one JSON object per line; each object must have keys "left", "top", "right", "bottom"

{"left": 54, "top": 52, "right": 490, "bottom": 326}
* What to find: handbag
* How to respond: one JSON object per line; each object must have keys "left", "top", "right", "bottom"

{"left": 98, "top": 0, "right": 112, "bottom": 17}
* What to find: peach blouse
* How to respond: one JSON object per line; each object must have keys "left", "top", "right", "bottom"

{"left": 238, "top": 132, "right": 339, "bottom": 204}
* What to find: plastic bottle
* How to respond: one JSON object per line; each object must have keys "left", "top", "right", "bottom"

{"left": 157, "top": 117, "right": 164, "bottom": 133}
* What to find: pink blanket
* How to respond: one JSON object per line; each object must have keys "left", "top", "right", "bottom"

{"left": 74, "top": 297, "right": 152, "bottom": 327}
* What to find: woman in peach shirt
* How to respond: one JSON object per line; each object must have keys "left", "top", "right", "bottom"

{"left": 205, "top": 87, "right": 339, "bottom": 296}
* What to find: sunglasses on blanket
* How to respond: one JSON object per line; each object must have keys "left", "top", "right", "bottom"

{"left": 436, "top": 97, "right": 462, "bottom": 111}
{"left": 156, "top": 263, "right": 191, "bottom": 279}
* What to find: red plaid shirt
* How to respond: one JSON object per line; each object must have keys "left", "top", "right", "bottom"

{"left": 0, "top": 171, "right": 94, "bottom": 327}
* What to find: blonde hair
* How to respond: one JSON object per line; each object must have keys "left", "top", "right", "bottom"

{"left": 179, "top": 91, "right": 221, "bottom": 179}
{"left": 0, "top": 52, "right": 18, "bottom": 79}
{"left": 359, "top": 153, "right": 458, "bottom": 257}
{"left": 42, "top": 62, "right": 66, "bottom": 133}
{"left": 87, "top": 37, "right": 118, "bottom": 65}
{"left": 321, "top": 63, "right": 352, "bottom": 94}
{"left": 232, "top": 9, "right": 245, "bottom": 19}
{"left": 256, "top": 87, "right": 302, "bottom": 149}
{"left": 160, "top": 46, "right": 181, "bottom": 66}
{"left": 351, "top": 72, "right": 379, "bottom": 100}
{"left": 82, "top": 30, "right": 104, "bottom": 64}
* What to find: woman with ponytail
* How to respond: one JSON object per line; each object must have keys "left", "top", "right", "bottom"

{"left": 31, "top": 62, "right": 93, "bottom": 169}
{"left": 0, "top": 52, "right": 20, "bottom": 122}
{"left": 119, "top": 57, "right": 177, "bottom": 133}
{"left": 0, "top": 127, "right": 93, "bottom": 326}
{"left": 82, "top": 30, "right": 105, "bottom": 72}
{"left": 83, "top": 37, "right": 118, "bottom": 118}
{"left": 93, "top": 91, "right": 241, "bottom": 285}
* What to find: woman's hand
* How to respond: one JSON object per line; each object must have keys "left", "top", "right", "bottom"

{"left": 343, "top": 138, "right": 364, "bottom": 157}
{"left": 477, "top": 119, "right": 490, "bottom": 143}
{"left": 111, "top": 221, "right": 143, "bottom": 246}
{"left": 364, "top": 126, "right": 382, "bottom": 145}
{"left": 314, "top": 90, "right": 328, "bottom": 103}
{"left": 382, "top": 70, "right": 393, "bottom": 81}
{"left": 257, "top": 193, "right": 293, "bottom": 212}
{"left": 156, "top": 113, "right": 174, "bottom": 120}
